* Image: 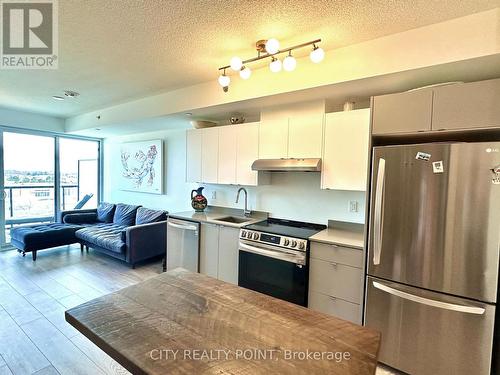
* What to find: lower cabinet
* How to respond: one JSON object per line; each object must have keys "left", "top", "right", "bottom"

{"left": 199, "top": 223, "right": 239, "bottom": 285}
{"left": 199, "top": 223, "right": 219, "bottom": 278}
{"left": 308, "top": 291, "right": 362, "bottom": 324}
{"left": 217, "top": 226, "right": 239, "bottom": 284}
{"left": 308, "top": 241, "right": 363, "bottom": 324}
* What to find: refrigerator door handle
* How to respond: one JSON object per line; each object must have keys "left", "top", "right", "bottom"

{"left": 373, "top": 158, "right": 386, "bottom": 265}
{"left": 372, "top": 281, "right": 486, "bottom": 315}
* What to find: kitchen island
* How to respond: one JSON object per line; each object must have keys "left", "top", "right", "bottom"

{"left": 65, "top": 269, "right": 380, "bottom": 374}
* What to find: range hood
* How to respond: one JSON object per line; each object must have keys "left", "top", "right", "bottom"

{"left": 251, "top": 158, "right": 322, "bottom": 172}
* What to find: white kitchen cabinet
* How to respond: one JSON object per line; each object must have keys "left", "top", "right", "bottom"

{"left": 201, "top": 127, "right": 219, "bottom": 184}
{"left": 217, "top": 226, "right": 240, "bottom": 285}
{"left": 259, "top": 101, "right": 325, "bottom": 159}
{"left": 199, "top": 223, "right": 219, "bottom": 278}
{"left": 259, "top": 112, "right": 289, "bottom": 159}
{"left": 186, "top": 129, "right": 202, "bottom": 182}
{"left": 236, "top": 122, "right": 260, "bottom": 186}
{"left": 288, "top": 113, "right": 323, "bottom": 158}
{"left": 218, "top": 126, "right": 238, "bottom": 184}
{"left": 322, "top": 109, "right": 370, "bottom": 191}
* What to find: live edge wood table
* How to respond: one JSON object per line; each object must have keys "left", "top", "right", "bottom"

{"left": 65, "top": 269, "right": 380, "bottom": 375}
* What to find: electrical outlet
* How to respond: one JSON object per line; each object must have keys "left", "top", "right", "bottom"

{"left": 211, "top": 191, "right": 216, "bottom": 199}
{"left": 348, "top": 200, "right": 358, "bottom": 213}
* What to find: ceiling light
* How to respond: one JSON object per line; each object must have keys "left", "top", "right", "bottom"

{"left": 230, "top": 56, "right": 243, "bottom": 71}
{"left": 52, "top": 95, "right": 65, "bottom": 101}
{"left": 269, "top": 57, "right": 282, "bottom": 73}
{"left": 217, "top": 38, "right": 323, "bottom": 92}
{"left": 218, "top": 70, "right": 230, "bottom": 91}
{"left": 239, "top": 66, "right": 251, "bottom": 80}
{"left": 310, "top": 45, "right": 325, "bottom": 63}
{"left": 283, "top": 52, "right": 297, "bottom": 72}
{"left": 64, "top": 90, "right": 80, "bottom": 98}
{"left": 265, "top": 38, "right": 280, "bottom": 54}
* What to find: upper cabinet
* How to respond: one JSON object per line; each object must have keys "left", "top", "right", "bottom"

{"left": 186, "top": 129, "right": 202, "bottom": 183}
{"left": 288, "top": 113, "right": 323, "bottom": 158}
{"left": 322, "top": 109, "right": 370, "bottom": 191}
{"left": 372, "top": 89, "right": 433, "bottom": 135}
{"left": 235, "top": 123, "right": 260, "bottom": 186}
{"left": 259, "top": 100, "right": 325, "bottom": 159}
{"left": 259, "top": 110, "right": 289, "bottom": 159}
{"left": 201, "top": 127, "right": 219, "bottom": 184}
{"left": 217, "top": 126, "right": 238, "bottom": 184}
{"left": 432, "top": 78, "right": 500, "bottom": 131}
{"left": 186, "top": 122, "right": 267, "bottom": 186}
{"left": 372, "top": 78, "right": 500, "bottom": 135}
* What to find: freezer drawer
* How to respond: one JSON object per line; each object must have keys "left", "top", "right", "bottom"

{"left": 365, "top": 276, "right": 495, "bottom": 375}
{"left": 368, "top": 142, "right": 500, "bottom": 302}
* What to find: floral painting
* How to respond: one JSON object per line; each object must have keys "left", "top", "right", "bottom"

{"left": 119, "top": 140, "right": 163, "bottom": 194}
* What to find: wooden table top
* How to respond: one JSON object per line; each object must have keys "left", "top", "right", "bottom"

{"left": 65, "top": 269, "right": 380, "bottom": 375}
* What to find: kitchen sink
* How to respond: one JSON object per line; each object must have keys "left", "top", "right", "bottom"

{"left": 212, "top": 216, "right": 253, "bottom": 224}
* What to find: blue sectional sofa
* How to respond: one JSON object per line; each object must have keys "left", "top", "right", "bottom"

{"left": 11, "top": 203, "right": 167, "bottom": 267}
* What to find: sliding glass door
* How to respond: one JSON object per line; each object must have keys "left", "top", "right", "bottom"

{"left": 0, "top": 129, "right": 101, "bottom": 249}
{"left": 59, "top": 138, "right": 99, "bottom": 211}
{"left": 3, "top": 132, "right": 55, "bottom": 244}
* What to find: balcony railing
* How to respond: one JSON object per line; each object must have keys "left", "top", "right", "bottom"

{"left": 4, "top": 184, "right": 78, "bottom": 226}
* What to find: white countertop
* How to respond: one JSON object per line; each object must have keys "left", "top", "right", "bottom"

{"left": 309, "top": 221, "right": 365, "bottom": 249}
{"left": 169, "top": 207, "right": 267, "bottom": 228}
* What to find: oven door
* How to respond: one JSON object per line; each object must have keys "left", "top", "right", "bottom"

{"left": 238, "top": 240, "right": 308, "bottom": 306}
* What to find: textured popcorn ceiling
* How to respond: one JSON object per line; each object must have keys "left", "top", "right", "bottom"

{"left": 0, "top": 0, "right": 498, "bottom": 117}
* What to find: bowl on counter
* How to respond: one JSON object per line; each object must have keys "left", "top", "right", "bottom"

{"left": 190, "top": 120, "right": 218, "bottom": 129}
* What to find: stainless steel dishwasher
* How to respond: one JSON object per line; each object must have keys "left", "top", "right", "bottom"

{"left": 166, "top": 218, "right": 200, "bottom": 272}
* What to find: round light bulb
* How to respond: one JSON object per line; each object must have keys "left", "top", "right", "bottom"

{"left": 269, "top": 58, "right": 282, "bottom": 73}
{"left": 239, "top": 66, "right": 251, "bottom": 80}
{"left": 218, "top": 74, "right": 230, "bottom": 87}
{"left": 265, "top": 38, "right": 280, "bottom": 54}
{"left": 310, "top": 47, "right": 325, "bottom": 63}
{"left": 283, "top": 55, "right": 297, "bottom": 72}
{"left": 230, "top": 56, "right": 243, "bottom": 71}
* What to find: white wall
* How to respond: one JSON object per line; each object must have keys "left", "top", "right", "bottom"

{"left": 0, "top": 106, "right": 65, "bottom": 133}
{"left": 104, "top": 128, "right": 366, "bottom": 225}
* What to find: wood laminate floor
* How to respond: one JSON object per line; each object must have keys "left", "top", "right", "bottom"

{"left": 0, "top": 245, "right": 401, "bottom": 375}
{"left": 0, "top": 245, "right": 161, "bottom": 375}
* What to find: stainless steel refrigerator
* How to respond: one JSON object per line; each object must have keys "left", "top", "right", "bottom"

{"left": 365, "top": 142, "right": 500, "bottom": 375}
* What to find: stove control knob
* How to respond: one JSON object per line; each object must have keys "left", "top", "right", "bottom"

{"left": 253, "top": 233, "right": 260, "bottom": 240}
{"left": 283, "top": 238, "right": 289, "bottom": 246}
{"left": 291, "top": 240, "right": 297, "bottom": 248}
{"left": 241, "top": 231, "right": 247, "bottom": 238}
{"left": 298, "top": 242, "right": 305, "bottom": 250}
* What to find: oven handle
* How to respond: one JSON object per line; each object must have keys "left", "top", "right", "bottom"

{"left": 239, "top": 242, "right": 306, "bottom": 265}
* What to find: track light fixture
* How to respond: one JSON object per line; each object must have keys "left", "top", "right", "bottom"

{"left": 217, "top": 38, "right": 323, "bottom": 92}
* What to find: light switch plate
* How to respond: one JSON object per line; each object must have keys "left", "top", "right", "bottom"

{"left": 348, "top": 200, "right": 358, "bottom": 213}
{"left": 211, "top": 191, "right": 216, "bottom": 199}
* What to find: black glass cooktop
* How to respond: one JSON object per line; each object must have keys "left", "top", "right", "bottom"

{"left": 244, "top": 218, "right": 326, "bottom": 239}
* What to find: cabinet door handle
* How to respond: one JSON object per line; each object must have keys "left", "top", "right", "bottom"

{"left": 329, "top": 296, "right": 337, "bottom": 301}
{"left": 330, "top": 262, "right": 338, "bottom": 267}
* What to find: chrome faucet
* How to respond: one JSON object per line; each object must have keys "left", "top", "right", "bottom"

{"left": 236, "top": 187, "right": 251, "bottom": 217}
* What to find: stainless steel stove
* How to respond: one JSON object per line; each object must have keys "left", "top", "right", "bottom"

{"left": 238, "top": 218, "right": 326, "bottom": 306}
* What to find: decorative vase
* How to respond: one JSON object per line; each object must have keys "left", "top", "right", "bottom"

{"left": 191, "top": 187, "right": 208, "bottom": 212}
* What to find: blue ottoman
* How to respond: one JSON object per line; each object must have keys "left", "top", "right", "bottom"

{"left": 10, "top": 223, "right": 81, "bottom": 260}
